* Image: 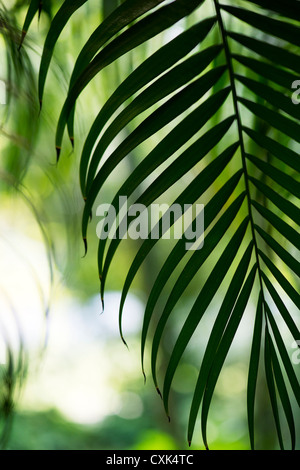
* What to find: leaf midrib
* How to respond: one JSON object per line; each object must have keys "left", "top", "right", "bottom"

{"left": 214, "top": 0, "right": 265, "bottom": 300}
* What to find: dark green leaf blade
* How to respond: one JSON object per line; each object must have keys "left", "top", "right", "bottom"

{"left": 19, "top": 0, "right": 40, "bottom": 48}
{"left": 241, "top": 0, "right": 300, "bottom": 21}
{"left": 236, "top": 75, "right": 300, "bottom": 121}
{"left": 249, "top": 176, "right": 300, "bottom": 227}
{"left": 86, "top": 68, "right": 227, "bottom": 195}
{"left": 188, "top": 242, "right": 254, "bottom": 445}
{"left": 99, "top": 116, "right": 234, "bottom": 295}
{"left": 161, "top": 216, "right": 250, "bottom": 416}
{"left": 243, "top": 127, "right": 300, "bottom": 173}
{"left": 260, "top": 270, "right": 300, "bottom": 342}
{"left": 86, "top": 64, "right": 226, "bottom": 193}
{"left": 79, "top": 21, "right": 218, "bottom": 195}
{"left": 151, "top": 195, "right": 247, "bottom": 391}
{"left": 265, "top": 302, "right": 300, "bottom": 409}
{"left": 83, "top": 87, "right": 231, "bottom": 244}
{"left": 264, "top": 328, "right": 284, "bottom": 450}
{"left": 222, "top": 5, "right": 300, "bottom": 47}
{"left": 268, "top": 336, "right": 296, "bottom": 450}
{"left": 255, "top": 225, "right": 300, "bottom": 278}
{"left": 201, "top": 265, "right": 257, "bottom": 449}
{"left": 137, "top": 145, "right": 240, "bottom": 369}
{"left": 247, "top": 154, "right": 300, "bottom": 200}
{"left": 69, "top": 0, "right": 168, "bottom": 88}
{"left": 252, "top": 200, "right": 300, "bottom": 251}
{"left": 247, "top": 293, "right": 263, "bottom": 450}
{"left": 67, "top": 0, "right": 170, "bottom": 140}
{"left": 228, "top": 33, "right": 300, "bottom": 75}
{"left": 233, "top": 55, "right": 299, "bottom": 90}
{"left": 55, "top": 0, "right": 205, "bottom": 152}
{"left": 118, "top": 170, "right": 243, "bottom": 350}
{"left": 38, "top": 0, "right": 88, "bottom": 105}
{"left": 96, "top": 114, "right": 234, "bottom": 291}
{"left": 239, "top": 98, "right": 300, "bottom": 144}
{"left": 260, "top": 249, "right": 300, "bottom": 311}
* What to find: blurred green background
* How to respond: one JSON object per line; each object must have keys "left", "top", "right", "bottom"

{"left": 0, "top": 0, "right": 298, "bottom": 450}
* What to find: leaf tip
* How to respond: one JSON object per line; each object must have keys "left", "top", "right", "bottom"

{"left": 56, "top": 146, "right": 61, "bottom": 163}
{"left": 38, "top": 1, "right": 43, "bottom": 20}
{"left": 82, "top": 237, "right": 88, "bottom": 257}
{"left": 99, "top": 296, "right": 104, "bottom": 314}
{"left": 121, "top": 334, "right": 129, "bottom": 350}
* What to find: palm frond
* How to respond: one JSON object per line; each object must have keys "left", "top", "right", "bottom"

{"left": 22, "top": 0, "right": 300, "bottom": 449}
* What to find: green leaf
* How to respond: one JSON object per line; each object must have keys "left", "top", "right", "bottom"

{"left": 264, "top": 302, "right": 300, "bottom": 409}
{"left": 233, "top": 55, "right": 299, "bottom": 90}
{"left": 241, "top": 0, "right": 300, "bottom": 21}
{"left": 236, "top": 75, "right": 300, "bottom": 121}
{"left": 239, "top": 98, "right": 300, "bottom": 143}
{"left": 247, "top": 154, "right": 300, "bottom": 200}
{"left": 260, "top": 270, "right": 300, "bottom": 341}
{"left": 67, "top": 0, "right": 170, "bottom": 140}
{"left": 102, "top": 0, "right": 119, "bottom": 18}
{"left": 201, "top": 265, "right": 257, "bottom": 449}
{"left": 264, "top": 329, "right": 284, "bottom": 450}
{"left": 96, "top": 114, "right": 233, "bottom": 291}
{"left": 260, "top": 250, "right": 300, "bottom": 316}
{"left": 38, "top": 0, "right": 88, "bottom": 105}
{"left": 188, "top": 242, "right": 254, "bottom": 444}
{"left": 119, "top": 170, "right": 243, "bottom": 349}
{"left": 249, "top": 176, "right": 300, "bottom": 227}
{"left": 55, "top": 0, "right": 205, "bottom": 152}
{"left": 79, "top": 20, "right": 218, "bottom": 195}
{"left": 19, "top": 0, "right": 41, "bottom": 48}
{"left": 85, "top": 65, "right": 226, "bottom": 194}
{"left": 150, "top": 195, "right": 248, "bottom": 391}
{"left": 161, "top": 216, "right": 250, "bottom": 416}
{"left": 99, "top": 116, "right": 234, "bottom": 293}
{"left": 136, "top": 145, "right": 240, "bottom": 367}
{"left": 83, "top": 87, "right": 231, "bottom": 243}
{"left": 255, "top": 225, "right": 300, "bottom": 278}
{"left": 222, "top": 5, "right": 300, "bottom": 47}
{"left": 243, "top": 127, "right": 300, "bottom": 173}
{"left": 70, "top": 0, "right": 168, "bottom": 88}
{"left": 247, "top": 293, "right": 263, "bottom": 450}
{"left": 228, "top": 32, "right": 300, "bottom": 75}
{"left": 252, "top": 200, "right": 300, "bottom": 251}
{"left": 268, "top": 336, "right": 296, "bottom": 450}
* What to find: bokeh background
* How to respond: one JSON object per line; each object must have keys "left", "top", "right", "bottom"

{"left": 0, "top": 0, "right": 299, "bottom": 450}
